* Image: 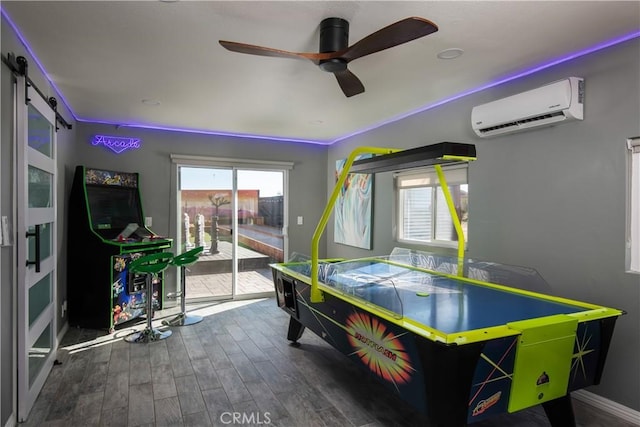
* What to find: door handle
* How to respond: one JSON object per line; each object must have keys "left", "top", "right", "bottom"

{"left": 26, "top": 224, "right": 41, "bottom": 273}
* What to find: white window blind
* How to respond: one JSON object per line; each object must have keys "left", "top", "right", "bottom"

{"left": 396, "top": 165, "right": 468, "bottom": 246}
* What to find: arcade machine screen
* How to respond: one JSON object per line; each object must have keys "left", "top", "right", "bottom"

{"left": 87, "top": 185, "right": 142, "bottom": 239}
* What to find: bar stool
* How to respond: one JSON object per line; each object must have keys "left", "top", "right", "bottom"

{"left": 163, "top": 246, "right": 204, "bottom": 327}
{"left": 125, "top": 252, "right": 174, "bottom": 343}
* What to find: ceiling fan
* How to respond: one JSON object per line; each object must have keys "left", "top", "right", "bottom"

{"left": 219, "top": 17, "right": 438, "bottom": 98}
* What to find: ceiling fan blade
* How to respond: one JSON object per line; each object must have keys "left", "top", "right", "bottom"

{"left": 219, "top": 40, "right": 331, "bottom": 63}
{"left": 219, "top": 40, "right": 307, "bottom": 60}
{"left": 340, "top": 17, "right": 438, "bottom": 62}
{"left": 334, "top": 69, "right": 365, "bottom": 97}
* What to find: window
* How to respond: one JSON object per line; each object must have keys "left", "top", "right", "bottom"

{"left": 627, "top": 137, "right": 640, "bottom": 273}
{"left": 395, "top": 165, "right": 468, "bottom": 247}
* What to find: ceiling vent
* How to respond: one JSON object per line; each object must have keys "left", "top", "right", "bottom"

{"left": 471, "top": 77, "right": 584, "bottom": 138}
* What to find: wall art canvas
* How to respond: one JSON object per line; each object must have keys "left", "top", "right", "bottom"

{"left": 334, "top": 156, "right": 374, "bottom": 249}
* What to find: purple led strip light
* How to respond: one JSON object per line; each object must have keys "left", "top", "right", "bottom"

{"left": 81, "top": 119, "right": 327, "bottom": 145}
{"left": 2, "top": 6, "right": 638, "bottom": 145}
{"left": 333, "top": 29, "right": 640, "bottom": 144}
{"left": 1, "top": 6, "right": 77, "bottom": 122}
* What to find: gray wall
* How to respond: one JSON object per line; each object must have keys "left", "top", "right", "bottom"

{"left": 0, "top": 42, "right": 15, "bottom": 427}
{"left": 326, "top": 39, "right": 640, "bottom": 410}
{"left": 1, "top": 13, "right": 76, "bottom": 425}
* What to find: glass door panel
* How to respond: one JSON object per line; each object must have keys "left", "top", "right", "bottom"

{"left": 179, "top": 166, "right": 233, "bottom": 299}
{"left": 28, "top": 166, "right": 52, "bottom": 208}
{"left": 28, "top": 324, "right": 52, "bottom": 387}
{"left": 28, "top": 273, "right": 52, "bottom": 326}
{"left": 27, "top": 104, "right": 53, "bottom": 157}
{"left": 236, "top": 170, "right": 284, "bottom": 296}
{"left": 27, "top": 222, "right": 52, "bottom": 264}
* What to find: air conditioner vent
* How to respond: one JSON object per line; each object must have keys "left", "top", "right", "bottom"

{"left": 519, "top": 111, "right": 565, "bottom": 124}
{"left": 479, "top": 121, "right": 519, "bottom": 134}
{"left": 472, "top": 77, "right": 584, "bottom": 138}
{"left": 479, "top": 111, "right": 566, "bottom": 134}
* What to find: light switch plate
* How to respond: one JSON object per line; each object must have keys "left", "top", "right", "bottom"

{"left": 1, "top": 216, "right": 9, "bottom": 245}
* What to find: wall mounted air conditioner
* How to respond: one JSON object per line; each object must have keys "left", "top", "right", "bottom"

{"left": 471, "top": 77, "right": 584, "bottom": 138}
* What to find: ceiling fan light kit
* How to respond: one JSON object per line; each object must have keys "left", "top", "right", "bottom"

{"left": 219, "top": 17, "right": 438, "bottom": 98}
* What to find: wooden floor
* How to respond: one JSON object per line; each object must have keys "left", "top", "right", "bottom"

{"left": 24, "top": 298, "right": 636, "bottom": 427}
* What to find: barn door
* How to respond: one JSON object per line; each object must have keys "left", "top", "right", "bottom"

{"left": 15, "top": 75, "right": 58, "bottom": 422}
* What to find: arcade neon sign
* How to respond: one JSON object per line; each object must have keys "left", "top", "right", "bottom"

{"left": 91, "top": 135, "right": 141, "bottom": 154}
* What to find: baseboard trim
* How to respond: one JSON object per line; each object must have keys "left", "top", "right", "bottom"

{"left": 573, "top": 389, "right": 640, "bottom": 425}
{"left": 57, "top": 321, "right": 68, "bottom": 340}
{"left": 56, "top": 321, "right": 69, "bottom": 355}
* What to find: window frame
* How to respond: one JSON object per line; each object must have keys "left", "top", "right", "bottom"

{"left": 394, "top": 164, "right": 469, "bottom": 249}
{"left": 627, "top": 137, "right": 640, "bottom": 273}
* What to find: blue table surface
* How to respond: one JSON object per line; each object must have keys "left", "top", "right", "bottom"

{"left": 283, "top": 260, "right": 588, "bottom": 334}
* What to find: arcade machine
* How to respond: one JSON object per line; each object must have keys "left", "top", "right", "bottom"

{"left": 67, "top": 166, "right": 172, "bottom": 331}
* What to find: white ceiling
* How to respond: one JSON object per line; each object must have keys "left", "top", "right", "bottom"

{"left": 2, "top": 1, "right": 639, "bottom": 144}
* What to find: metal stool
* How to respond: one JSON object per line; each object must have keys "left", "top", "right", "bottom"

{"left": 163, "top": 246, "right": 204, "bottom": 327}
{"left": 125, "top": 252, "right": 174, "bottom": 343}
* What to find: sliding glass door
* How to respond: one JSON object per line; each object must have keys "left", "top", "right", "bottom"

{"left": 180, "top": 167, "right": 234, "bottom": 299}
{"left": 236, "top": 170, "right": 284, "bottom": 296}
{"left": 175, "top": 160, "right": 288, "bottom": 301}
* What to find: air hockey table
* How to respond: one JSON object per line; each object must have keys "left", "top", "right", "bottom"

{"left": 270, "top": 252, "right": 622, "bottom": 426}
{"left": 271, "top": 143, "right": 622, "bottom": 426}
